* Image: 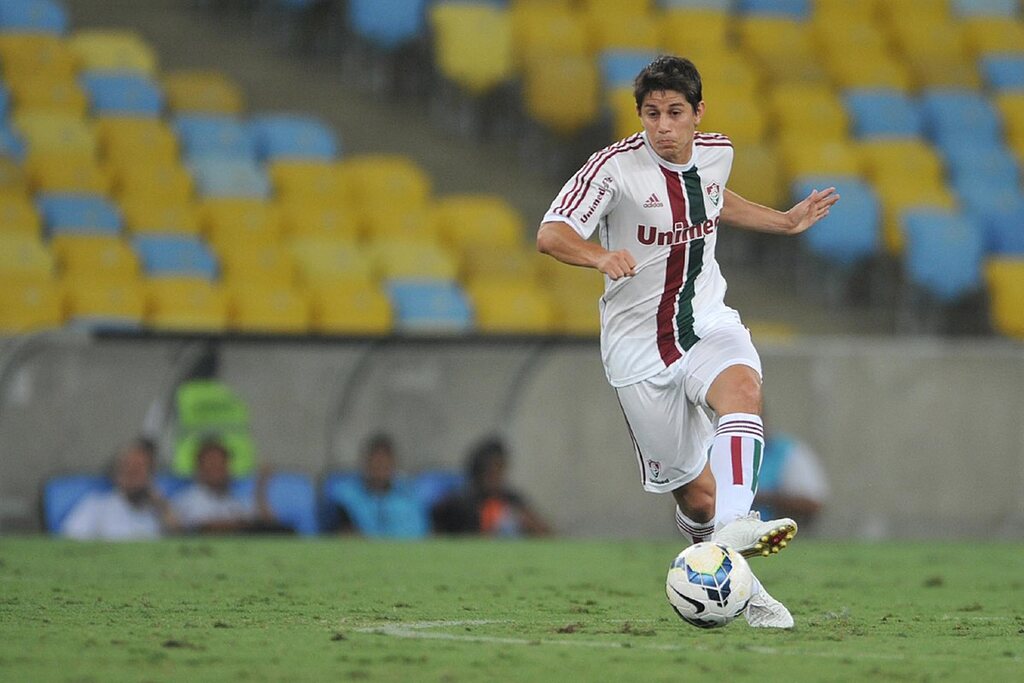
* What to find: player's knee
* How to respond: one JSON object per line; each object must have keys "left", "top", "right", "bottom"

{"left": 734, "top": 377, "right": 762, "bottom": 414}
{"left": 683, "top": 489, "right": 715, "bottom": 524}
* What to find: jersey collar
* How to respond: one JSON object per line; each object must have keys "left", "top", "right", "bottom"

{"left": 641, "top": 131, "right": 697, "bottom": 172}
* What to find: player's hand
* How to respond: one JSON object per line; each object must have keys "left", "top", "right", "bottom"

{"left": 785, "top": 187, "right": 840, "bottom": 235}
{"left": 595, "top": 249, "right": 637, "bottom": 280}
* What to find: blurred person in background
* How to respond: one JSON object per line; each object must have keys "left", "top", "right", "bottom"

{"left": 432, "top": 437, "right": 551, "bottom": 537}
{"left": 170, "top": 439, "right": 283, "bottom": 534}
{"left": 328, "top": 433, "right": 428, "bottom": 538}
{"left": 753, "top": 431, "right": 829, "bottom": 531}
{"left": 61, "top": 438, "right": 177, "bottom": 541}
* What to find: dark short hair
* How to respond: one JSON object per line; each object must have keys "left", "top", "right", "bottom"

{"left": 363, "top": 433, "right": 394, "bottom": 460}
{"left": 196, "top": 438, "right": 230, "bottom": 464}
{"left": 634, "top": 55, "right": 703, "bottom": 113}
{"left": 466, "top": 437, "right": 507, "bottom": 483}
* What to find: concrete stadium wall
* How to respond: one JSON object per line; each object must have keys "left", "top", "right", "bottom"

{"left": 1, "top": 333, "right": 1021, "bottom": 539}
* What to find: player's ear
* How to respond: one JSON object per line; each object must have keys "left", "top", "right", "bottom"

{"left": 694, "top": 101, "right": 705, "bottom": 125}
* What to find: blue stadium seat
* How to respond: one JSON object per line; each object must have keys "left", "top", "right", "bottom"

{"left": 980, "top": 198, "right": 1024, "bottom": 255}
{"left": 902, "top": 209, "right": 985, "bottom": 302}
{"left": 844, "top": 89, "right": 924, "bottom": 139}
{"left": 37, "top": 194, "right": 122, "bottom": 236}
{"left": 981, "top": 55, "right": 1024, "bottom": 91}
{"left": 174, "top": 114, "right": 257, "bottom": 162}
{"left": 943, "top": 145, "right": 1019, "bottom": 187}
{"left": 387, "top": 280, "right": 473, "bottom": 332}
{"left": 81, "top": 71, "right": 164, "bottom": 117}
{"left": 736, "top": 0, "right": 810, "bottom": 17}
{"left": 249, "top": 114, "right": 339, "bottom": 161}
{"left": 153, "top": 473, "right": 191, "bottom": 499}
{"left": 348, "top": 0, "right": 428, "bottom": 50}
{"left": 0, "top": 82, "right": 10, "bottom": 119}
{"left": 951, "top": 0, "right": 1018, "bottom": 17}
{"left": 0, "top": 0, "right": 68, "bottom": 34}
{"left": 600, "top": 50, "right": 659, "bottom": 89}
{"left": 190, "top": 158, "right": 271, "bottom": 198}
{"left": 232, "top": 472, "right": 318, "bottom": 536}
{"left": 921, "top": 89, "right": 1002, "bottom": 146}
{"left": 793, "top": 176, "right": 880, "bottom": 266}
{"left": 42, "top": 474, "right": 111, "bottom": 533}
{"left": 0, "top": 123, "right": 25, "bottom": 160}
{"left": 412, "top": 469, "right": 466, "bottom": 509}
{"left": 954, "top": 176, "right": 1023, "bottom": 224}
{"left": 134, "top": 235, "right": 219, "bottom": 279}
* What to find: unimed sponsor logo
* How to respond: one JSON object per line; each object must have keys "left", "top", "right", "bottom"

{"left": 579, "top": 177, "right": 613, "bottom": 224}
{"left": 636, "top": 216, "right": 718, "bottom": 246}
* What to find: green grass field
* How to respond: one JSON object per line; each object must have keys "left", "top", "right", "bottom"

{"left": 1, "top": 538, "right": 1022, "bottom": 682}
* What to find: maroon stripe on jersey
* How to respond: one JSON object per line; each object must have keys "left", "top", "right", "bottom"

{"left": 557, "top": 137, "right": 644, "bottom": 217}
{"left": 555, "top": 134, "right": 640, "bottom": 215}
{"left": 731, "top": 436, "right": 744, "bottom": 485}
{"left": 655, "top": 167, "right": 689, "bottom": 366}
{"left": 695, "top": 142, "right": 733, "bottom": 147}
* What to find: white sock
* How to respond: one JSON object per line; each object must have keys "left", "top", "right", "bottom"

{"left": 750, "top": 572, "right": 762, "bottom": 597}
{"left": 709, "top": 413, "right": 765, "bottom": 532}
{"left": 674, "top": 506, "right": 715, "bottom": 545}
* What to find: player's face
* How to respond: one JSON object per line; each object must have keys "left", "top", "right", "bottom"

{"left": 638, "top": 90, "right": 705, "bottom": 165}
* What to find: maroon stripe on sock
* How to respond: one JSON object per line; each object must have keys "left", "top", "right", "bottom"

{"left": 717, "top": 428, "right": 765, "bottom": 439}
{"left": 731, "top": 436, "right": 744, "bottom": 485}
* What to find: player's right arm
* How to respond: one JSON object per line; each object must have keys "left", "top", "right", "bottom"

{"left": 537, "top": 221, "right": 637, "bottom": 281}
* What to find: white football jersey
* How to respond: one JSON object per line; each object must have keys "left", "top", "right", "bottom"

{"left": 543, "top": 131, "right": 741, "bottom": 387}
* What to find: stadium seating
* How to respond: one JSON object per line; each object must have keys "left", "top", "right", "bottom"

{"left": 431, "top": 2, "right": 515, "bottom": 94}
{"left": 163, "top": 70, "right": 244, "bottom": 115}
{"left": 0, "top": 280, "right": 62, "bottom": 332}
{"left": 980, "top": 199, "right": 1024, "bottom": 255}
{"left": 232, "top": 472, "right": 318, "bottom": 536}
{"left": 41, "top": 475, "right": 110, "bottom": 533}
{"left": 468, "top": 279, "right": 555, "bottom": 334}
{"left": 64, "top": 281, "right": 146, "bottom": 329}
{"left": 190, "top": 159, "right": 271, "bottom": 199}
{"left": 52, "top": 234, "right": 139, "bottom": 284}
{"left": 793, "top": 177, "right": 880, "bottom": 267}
{"left": 902, "top": 209, "right": 985, "bottom": 302}
{"left": 37, "top": 194, "right": 122, "bottom": 236}
{"left": 174, "top": 114, "right": 256, "bottom": 162}
{"left": 249, "top": 114, "right": 339, "bottom": 161}
{"left": 347, "top": 0, "right": 429, "bottom": 51}
{"left": 309, "top": 282, "right": 393, "bottom": 335}
{"left": 229, "top": 283, "right": 310, "bottom": 334}
{"left": 69, "top": 30, "right": 158, "bottom": 74}
{"left": 986, "top": 258, "right": 1024, "bottom": 338}
{"left": 134, "top": 235, "right": 218, "bottom": 280}
{"left": 80, "top": 72, "right": 164, "bottom": 117}
{"left": 0, "top": 0, "right": 69, "bottom": 35}
{"left": 844, "top": 90, "right": 924, "bottom": 139}
{"left": 145, "top": 277, "right": 229, "bottom": 332}
{"left": 387, "top": 280, "right": 473, "bottom": 332}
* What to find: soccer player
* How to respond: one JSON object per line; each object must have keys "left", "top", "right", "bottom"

{"left": 536, "top": 56, "right": 839, "bottom": 628}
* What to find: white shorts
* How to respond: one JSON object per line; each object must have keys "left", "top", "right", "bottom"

{"left": 614, "top": 324, "right": 762, "bottom": 494}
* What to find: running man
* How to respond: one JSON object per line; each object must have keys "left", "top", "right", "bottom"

{"left": 537, "top": 56, "right": 839, "bottom": 628}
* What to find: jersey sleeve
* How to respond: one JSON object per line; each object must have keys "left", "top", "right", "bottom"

{"left": 542, "top": 149, "right": 621, "bottom": 240}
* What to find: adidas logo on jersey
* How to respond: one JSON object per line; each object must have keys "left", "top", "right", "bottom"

{"left": 643, "top": 193, "right": 664, "bottom": 209}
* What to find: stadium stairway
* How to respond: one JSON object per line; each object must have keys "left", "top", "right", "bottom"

{"left": 57, "top": 0, "right": 897, "bottom": 337}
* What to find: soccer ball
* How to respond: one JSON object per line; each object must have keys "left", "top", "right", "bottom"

{"left": 666, "top": 542, "right": 754, "bottom": 629}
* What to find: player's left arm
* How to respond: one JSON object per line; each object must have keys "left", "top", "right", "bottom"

{"left": 720, "top": 187, "right": 839, "bottom": 236}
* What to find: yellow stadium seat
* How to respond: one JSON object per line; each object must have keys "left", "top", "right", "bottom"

{"left": 995, "top": 93, "right": 1024, "bottom": 143}
{"left": 0, "top": 159, "right": 29, "bottom": 198}
{"left": 728, "top": 143, "right": 786, "bottom": 210}
{"left": 217, "top": 243, "right": 295, "bottom": 288}
{"left": 511, "top": 4, "right": 588, "bottom": 66}
{"left": 363, "top": 207, "right": 439, "bottom": 243}
{"left": 26, "top": 155, "right": 111, "bottom": 194}
{"left": 163, "top": 70, "right": 245, "bottom": 115}
{"left": 269, "top": 160, "right": 349, "bottom": 206}
{"left": 777, "top": 137, "right": 862, "bottom": 182}
{"left": 145, "top": 277, "right": 228, "bottom": 332}
{"left": 878, "top": 183, "right": 957, "bottom": 254}
{"left": 1009, "top": 136, "right": 1024, "bottom": 169}
{"left": 9, "top": 76, "right": 89, "bottom": 117}
{"left": 431, "top": 194, "right": 524, "bottom": 250}
{"left": 858, "top": 140, "right": 945, "bottom": 186}
{"left": 69, "top": 30, "right": 158, "bottom": 74}
{"left": 14, "top": 112, "right": 98, "bottom": 158}
{"left": 0, "top": 34, "right": 76, "bottom": 82}
{"left": 309, "top": 282, "right": 393, "bottom": 335}
{"left": 370, "top": 239, "right": 459, "bottom": 281}
{"left": 229, "top": 285, "right": 310, "bottom": 334}
{"left": 468, "top": 279, "right": 555, "bottom": 334}
{"left": 0, "top": 196, "right": 42, "bottom": 238}
{"left": 770, "top": 84, "right": 850, "bottom": 140}
{"left": 878, "top": 0, "right": 949, "bottom": 24}
{"left": 583, "top": 6, "right": 658, "bottom": 53}
{"left": 523, "top": 55, "right": 601, "bottom": 135}
{"left": 290, "top": 239, "right": 374, "bottom": 287}
{"left": 65, "top": 281, "right": 146, "bottom": 326}
{"left": 0, "top": 235, "right": 56, "bottom": 283}
{"left": 812, "top": 18, "right": 888, "bottom": 55}
{"left": 431, "top": 3, "right": 514, "bottom": 94}
{"left": 698, "top": 94, "right": 768, "bottom": 146}
{"left": 201, "top": 199, "right": 282, "bottom": 249}
{"left": 547, "top": 288, "right": 600, "bottom": 335}
{"left": 698, "top": 54, "right": 763, "bottom": 104}
{"left": 51, "top": 235, "right": 139, "bottom": 285}
{"left": 579, "top": 0, "right": 652, "bottom": 11}
{"left": 905, "top": 54, "right": 982, "bottom": 90}
{"left": 0, "top": 280, "right": 63, "bottom": 332}
{"left": 986, "top": 259, "right": 1024, "bottom": 339}
{"left": 97, "top": 118, "right": 179, "bottom": 169}
{"left": 608, "top": 86, "right": 641, "bottom": 141}
{"left": 460, "top": 245, "right": 542, "bottom": 284}
{"left": 279, "top": 203, "right": 360, "bottom": 242}
{"left": 113, "top": 162, "right": 193, "bottom": 204}
{"left": 536, "top": 263, "right": 604, "bottom": 334}
{"left": 738, "top": 17, "right": 823, "bottom": 85}
{"left": 338, "top": 155, "right": 431, "bottom": 215}
{"left": 890, "top": 20, "right": 968, "bottom": 62}
{"left": 812, "top": 0, "right": 882, "bottom": 24}
{"left": 963, "top": 17, "right": 1024, "bottom": 57}
{"left": 120, "top": 198, "right": 202, "bottom": 236}
{"left": 660, "top": 10, "right": 731, "bottom": 60}
{"left": 824, "top": 50, "right": 913, "bottom": 91}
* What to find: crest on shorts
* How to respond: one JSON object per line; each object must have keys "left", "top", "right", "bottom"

{"left": 705, "top": 182, "right": 721, "bottom": 205}
{"left": 647, "top": 459, "right": 662, "bottom": 479}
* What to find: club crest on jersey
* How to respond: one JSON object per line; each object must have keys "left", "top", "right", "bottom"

{"left": 705, "top": 182, "right": 721, "bottom": 205}
{"left": 647, "top": 459, "right": 662, "bottom": 479}
{"left": 642, "top": 193, "right": 664, "bottom": 209}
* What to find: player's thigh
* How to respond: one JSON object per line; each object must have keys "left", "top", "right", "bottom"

{"left": 681, "top": 324, "right": 763, "bottom": 408}
{"left": 615, "top": 364, "right": 714, "bottom": 494}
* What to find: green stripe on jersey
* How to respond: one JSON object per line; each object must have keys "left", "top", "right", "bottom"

{"left": 676, "top": 169, "right": 708, "bottom": 352}
{"left": 751, "top": 439, "right": 763, "bottom": 494}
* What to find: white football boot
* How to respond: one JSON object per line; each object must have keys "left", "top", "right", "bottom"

{"left": 713, "top": 511, "right": 798, "bottom": 559}
{"left": 744, "top": 582, "right": 794, "bottom": 629}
